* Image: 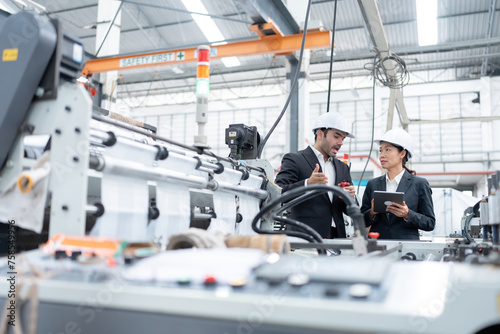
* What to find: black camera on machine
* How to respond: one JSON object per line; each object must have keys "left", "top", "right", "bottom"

{"left": 225, "top": 124, "right": 260, "bottom": 160}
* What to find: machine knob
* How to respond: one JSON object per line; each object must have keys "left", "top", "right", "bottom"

{"left": 348, "top": 284, "right": 372, "bottom": 298}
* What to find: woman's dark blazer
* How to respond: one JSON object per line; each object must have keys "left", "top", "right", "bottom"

{"left": 361, "top": 170, "right": 435, "bottom": 240}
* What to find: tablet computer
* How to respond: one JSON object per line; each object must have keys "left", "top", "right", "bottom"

{"left": 373, "top": 191, "right": 404, "bottom": 212}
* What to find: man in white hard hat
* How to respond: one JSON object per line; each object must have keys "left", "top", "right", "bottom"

{"left": 360, "top": 128, "right": 435, "bottom": 240}
{"left": 275, "top": 112, "right": 356, "bottom": 239}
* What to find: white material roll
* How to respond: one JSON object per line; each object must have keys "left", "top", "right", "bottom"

{"left": 155, "top": 182, "right": 191, "bottom": 249}
{"left": 99, "top": 174, "right": 149, "bottom": 242}
{"left": 238, "top": 174, "right": 263, "bottom": 235}
{"left": 208, "top": 167, "right": 242, "bottom": 234}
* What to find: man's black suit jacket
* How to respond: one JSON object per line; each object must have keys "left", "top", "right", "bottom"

{"left": 360, "top": 170, "right": 436, "bottom": 240}
{"left": 275, "top": 146, "right": 353, "bottom": 239}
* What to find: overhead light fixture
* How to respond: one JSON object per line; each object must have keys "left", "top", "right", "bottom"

{"left": 211, "top": 41, "right": 228, "bottom": 46}
{"left": 181, "top": 0, "right": 225, "bottom": 43}
{"left": 416, "top": 0, "right": 438, "bottom": 46}
{"left": 181, "top": 0, "right": 242, "bottom": 72}
{"left": 221, "top": 57, "right": 241, "bottom": 68}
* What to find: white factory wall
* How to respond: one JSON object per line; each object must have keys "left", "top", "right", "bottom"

{"left": 127, "top": 77, "right": 500, "bottom": 196}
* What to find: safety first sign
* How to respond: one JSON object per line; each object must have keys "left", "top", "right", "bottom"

{"left": 119, "top": 51, "right": 186, "bottom": 68}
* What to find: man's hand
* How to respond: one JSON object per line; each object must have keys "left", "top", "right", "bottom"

{"left": 307, "top": 164, "right": 328, "bottom": 185}
{"left": 343, "top": 185, "right": 356, "bottom": 198}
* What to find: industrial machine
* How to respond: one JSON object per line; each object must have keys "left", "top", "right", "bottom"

{"left": 0, "top": 12, "right": 278, "bottom": 248}
{"left": 0, "top": 11, "right": 499, "bottom": 334}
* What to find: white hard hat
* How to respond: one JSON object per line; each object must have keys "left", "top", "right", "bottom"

{"left": 312, "top": 113, "right": 355, "bottom": 138}
{"left": 374, "top": 128, "right": 414, "bottom": 158}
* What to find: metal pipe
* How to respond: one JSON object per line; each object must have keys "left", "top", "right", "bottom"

{"left": 92, "top": 114, "right": 265, "bottom": 173}
{"left": 120, "top": 0, "right": 251, "bottom": 24}
{"left": 89, "top": 155, "right": 266, "bottom": 200}
{"left": 492, "top": 225, "right": 499, "bottom": 244}
{"left": 90, "top": 128, "right": 259, "bottom": 178}
{"left": 92, "top": 155, "right": 208, "bottom": 189}
{"left": 95, "top": 1, "right": 124, "bottom": 57}
{"left": 116, "top": 136, "right": 159, "bottom": 155}
{"left": 90, "top": 129, "right": 112, "bottom": 142}
{"left": 483, "top": 226, "right": 489, "bottom": 242}
{"left": 89, "top": 155, "right": 104, "bottom": 170}
{"left": 86, "top": 205, "right": 99, "bottom": 215}
{"left": 86, "top": 203, "right": 104, "bottom": 217}
{"left": 481, "top": 0, "right": 497, "bottom": 76}
{"left": 208, "top": 179, "right": 268, "bottom": 200}
{"left": 199, "top": 160, "right": 221, "bottom": 171}
{"left": 405, "top": 116, "right": 500, "bottom": 124}
{"left": 197, "top": 166, "right": 214, "bottom": 174}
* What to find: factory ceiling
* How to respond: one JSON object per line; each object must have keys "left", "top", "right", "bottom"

{"left": 1, "top": 0, "right": 499, "bottom": 103}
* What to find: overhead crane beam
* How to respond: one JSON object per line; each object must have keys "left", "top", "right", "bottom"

{"left": 81, "top": 29, "right": 331, "bottom": 76}
{"left": 357, "top": 0, "right": 410, "bottom": 131}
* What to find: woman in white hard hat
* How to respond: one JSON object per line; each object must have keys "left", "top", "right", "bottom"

{"left": 360, "top": 128, "right": 435, "bottom": 240}
{"left": 275, "top": 112, "right": 356, "bottom": 239}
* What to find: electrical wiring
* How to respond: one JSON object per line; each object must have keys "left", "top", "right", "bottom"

{"left": 364, "top": 52, "right": 410, "bottom": 89}
{"left": 119, "top": 76, "right": 155, "bottom": 109}
{"left": 357, "top": 73, "right": 376, "bottom": 195}
{"left": 251, "top": 184, "right": 366, "bottom": 254}
{"left": 256, "top": 0, "right": 313, "bottom": 158}
{"left": 325, "top": 0, "right": 339, "bottom": 114}
{"left": 462, "top": 200, "right": 481, "bottom": 242}
{"left": 357, "top": 51, "right": 409, "bottom": 193}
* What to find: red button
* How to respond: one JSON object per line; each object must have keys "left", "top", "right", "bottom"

{"left": 368, "top": 232, "right": 380, "bottom": 239}
{"left": 204, "top": 275, "right": 217, "bottom": 285}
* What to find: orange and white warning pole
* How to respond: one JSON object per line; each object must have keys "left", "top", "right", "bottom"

{"left": 194, "top": 45, "right": 210, "bottom": 148}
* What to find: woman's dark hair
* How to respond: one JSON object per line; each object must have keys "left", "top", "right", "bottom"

{"left": 389, "top": 142, "right": 416, "bottom": 175}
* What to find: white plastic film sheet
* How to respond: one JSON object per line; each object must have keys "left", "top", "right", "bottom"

{"left": 237, "top": 174, "right": 263, "bottom": 235}
{"left": 155, "top": 182, "right": 191, "bottom": 249}
{"left": 0, "top": 153, "right": 50, "bottom": 233}
{"left": 99, "top": 174, "right": 149, "bottom": 242}
{"left": 208, "top": 168, "right": 242, "bottom": 234}
{"left": 98, "top": 139, "right": 151, "bottom": 242}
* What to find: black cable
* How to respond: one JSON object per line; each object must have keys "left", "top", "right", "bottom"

{"left": 365, "top": 53, "right": 410, "bottom": 89}
{"left": 254, "top": 189, "right": 326, "bottom": 254}
{"left": 325, "top": 0, "right": 339, "bottom": 114}
{"left": 274, "top": 216, "right": 324, "bottom": 244}
{"left": 462, "top": 200, "right": 481, "bottom": 242}
{"left": 256, "top": 0, "right": 313, "bottom": 158}
{"left": 462, "top": 214, "right": 474, "bottom": 243}
{"left": 357, "top": 71, "right": 376, "bottom": 195}
{"left": 254, "top": 190, "right": 326, "bottom": 248}
{"left": 252, "top": 185, "right": 365, "bottom": 252}
{"left": 273, "top": 217, "right": 326, "bottom": 255}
